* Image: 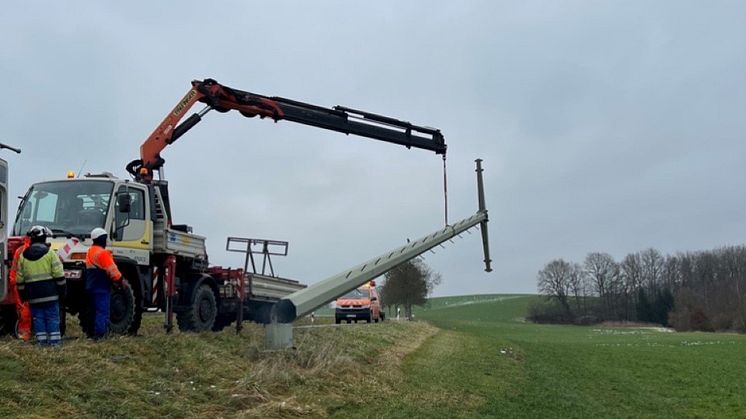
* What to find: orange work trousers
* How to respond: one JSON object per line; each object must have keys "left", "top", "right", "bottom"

{"left": 9, "top": 287, "right": 32, "bottom": 341}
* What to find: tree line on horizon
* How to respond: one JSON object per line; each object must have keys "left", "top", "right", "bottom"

{"left": 530, "top": 245, "right": 746, "bottom": 332}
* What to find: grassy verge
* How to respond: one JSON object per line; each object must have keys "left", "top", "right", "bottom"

{"left": 0, "top": 314, "right": 435, "bottom": 418}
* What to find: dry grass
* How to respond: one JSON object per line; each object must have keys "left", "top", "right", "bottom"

{"left": 0, "top": 313, "right": 436, "bottom": 418}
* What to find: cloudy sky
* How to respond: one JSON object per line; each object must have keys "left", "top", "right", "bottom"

{"left": 1, "top": 2, "right": 744, "bottom": 296}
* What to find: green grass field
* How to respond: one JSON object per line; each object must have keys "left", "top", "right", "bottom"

{"left": 2, "top": 295, "right": 746, "bottom": 418}
{"left": 349, "top": 295, "right": 746, "bottom": 418}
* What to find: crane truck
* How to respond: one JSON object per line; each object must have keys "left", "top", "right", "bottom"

{"left": 3, "top": 79, "right": 452, "bottom": 335}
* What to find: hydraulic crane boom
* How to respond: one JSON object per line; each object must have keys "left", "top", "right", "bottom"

{"left": 126, "top": 78, "right": 447, "bottom": 182}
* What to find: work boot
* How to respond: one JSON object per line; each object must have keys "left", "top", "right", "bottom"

{"left": 35, "top": 333, "right": 49, "bottom": 347}
{"left": 49, "top": 331, "right": 62, "bottom": 347}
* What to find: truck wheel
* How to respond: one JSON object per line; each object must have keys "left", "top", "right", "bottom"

{"left": 79, "top": 306, "right": 93, "bottom": 338}
{"left": 177, "top": 284, "right": 217, "bottom": 332}
{"left": 109, "top": 279, "right": 137, "bottom": 335}
{"left": 212, "top": 313, "right": 233, "bottom": 332}
{"left": 335, "top": 317, "right": 341, "bottom": 324}
{"left": 59, "top": 307, "right": 67, "bottom": 337}
{"left": 127, "top": 304, "right": 143, "bottom": 336}
{"left": 0, "top": 305, "right": 18, "bottom": 337}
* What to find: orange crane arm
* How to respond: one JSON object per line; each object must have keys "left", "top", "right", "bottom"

{"left": 127, "top": 78, "right": 446, "bottom": 182}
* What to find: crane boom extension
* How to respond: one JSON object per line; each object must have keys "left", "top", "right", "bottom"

{"left": 127, "top": 78, "right": 447, "bottom": 181}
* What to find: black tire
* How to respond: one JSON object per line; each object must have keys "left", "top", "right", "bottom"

{"left": 212, "top": 313, "right": 233, "bottom": 332}
{"left": 125, "top": 278, "right": 143, "bottom": 336}
{"left": 380, "top": 312, "right": 386, "bottom": 322}
{"left": 335, "top": 317, "right": 341, "bottom": 324}
{"left": 127, "top": 304, "right": 143, "bottom": 336}
{"left": 0, "top": 305, "right": 18, "bottom": 337}
{"left": 109, "top": 280, "right": 136, "bottom": 335}
{"left": 79, "top": 305, "right": 93, "bottom": 338}
{"left": 177, "top": 284, "right": 217, "bottom": 332}
{"left": 59, "top": 306, "right": 67, "bottom": 337}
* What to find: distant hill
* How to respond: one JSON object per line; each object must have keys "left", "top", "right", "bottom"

{"left": 414, "top": 294, "right": 537, "bottom": 323}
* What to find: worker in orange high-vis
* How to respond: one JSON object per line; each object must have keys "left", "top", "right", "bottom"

{"left": 9, "top": 236, "right": 32, "bottom": 341}
{"left": 85, "top": 228, "right": 123, "bottom": 339}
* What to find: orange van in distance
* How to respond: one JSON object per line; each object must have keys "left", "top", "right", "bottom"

{"left": 334, "top": 280, "right": 384, "bottom": 324}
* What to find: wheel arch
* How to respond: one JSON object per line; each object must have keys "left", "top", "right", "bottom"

{"left": 183, "top": 273, "right": 219, "bottom": 305}
{"left": 113, "top": 256, "right": 143, "bottom": 303}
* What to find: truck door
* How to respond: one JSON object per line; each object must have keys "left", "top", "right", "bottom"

{"left": 0, "top": 159, "right": 7, "bottom": 301}
{"left": 112, "top": 184, "right": 153, "bottom": 263}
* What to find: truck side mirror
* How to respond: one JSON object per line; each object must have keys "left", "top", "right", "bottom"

{"left": 117, "top": 193, "right": 131, "bottom": 213}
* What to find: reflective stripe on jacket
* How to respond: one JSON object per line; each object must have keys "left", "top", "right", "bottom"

{"left": 16, "top": 244, "right": 65, "bottom": 304}
{"left": 85, "top": 245, "right": 122, "bottom": 290}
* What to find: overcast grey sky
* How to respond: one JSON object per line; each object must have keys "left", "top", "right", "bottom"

{"left": 1, "top": 1, "right": 744, "bottom": 296}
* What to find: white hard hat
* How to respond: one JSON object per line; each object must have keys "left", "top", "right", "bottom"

{"left": 91, "top": 227, "right": 108, "bottom": 240}
{"left": 27, "top": 225, "right": 52, "bottom": 239}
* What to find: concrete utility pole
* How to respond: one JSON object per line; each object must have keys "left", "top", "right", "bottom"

{"left": 265, "top": 159, "right": 493, "bottom": 349}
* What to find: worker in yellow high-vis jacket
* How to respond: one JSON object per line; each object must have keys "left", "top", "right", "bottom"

{"left": 16, "top": 226, "right": 65, "bottom": 347}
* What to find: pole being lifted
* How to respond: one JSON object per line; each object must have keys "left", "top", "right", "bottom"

{"left": 270, "top": 159, "right": 493, "bottom": 324}
{"left": 475, "top": 159, "right": 492, "bottom": 272}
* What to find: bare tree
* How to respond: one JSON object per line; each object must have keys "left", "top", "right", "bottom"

{"left": 641, "top": 248, "right": 664, "bottom": 291}
{"left": 537, "top": 259, "right": 573, "bottom": 315}
{"left": 584, "top": 252, "right": 619, "bottom": 318}
{"left": 620, "top": 252, "right": 643, "bottom": 320}
{"left": 662, "top": 255, "right": 680, "bottom": 289}
{"left": 568, "top": 263, "right": 586, "bottom": 314}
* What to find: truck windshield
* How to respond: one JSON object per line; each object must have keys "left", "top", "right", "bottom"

{"left": 341, "top": 288, "right": 368, "bottom": 299}
{"left": 13, "top": 180, "right": 114, "bottom": 238}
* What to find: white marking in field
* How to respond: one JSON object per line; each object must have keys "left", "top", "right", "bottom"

{"left": 595, "top": 340, "right": 737, "bottom": 348}
{"left": 591, "top": 329, "right": 648, "bottom": 335}
{"left": 590, "top": 326, "right": 674, "bottom": 336}
{"left": 437, "top": 296, "right": 521, "bottom": 309}
{"left": 646, "top": 327, "right": 675, "bottom": 333}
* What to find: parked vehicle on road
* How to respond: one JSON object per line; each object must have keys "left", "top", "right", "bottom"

{"left": 334, "top": 281, "right": 383, "bottom": 324}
